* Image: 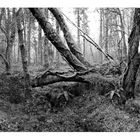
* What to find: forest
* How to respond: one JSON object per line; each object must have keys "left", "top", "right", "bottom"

{"left": 0, "top": 7, "right": 140, "bottom": 132}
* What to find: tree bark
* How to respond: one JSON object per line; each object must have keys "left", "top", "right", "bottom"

{"left": 117, "top": 8, "right": 127, "bottom": 59}
{"left": 5, "top": 8, "right": 16, "bottom": 74}
{"left": 43, "top": 9, "right": 49, "bottom": 68}
{"left": 27, "top": 15, "right": 31, "bottom": 65}
{"left": 122, "top": 8, "right": 140, "bottom": 99}
{"left": 77, "top": 9, "right": 80, "bottom": 48}
{"left": 48, "top": 8, "right": 91, "bottom": 67}
{"left": 29, "top": 8, "right": 87, "bottom": 72}
{"left": 99, "top": 9, "right": 103, "bottom": 63}
{"left": 55, "top": 20, "right": 60, "bottom": 67}
{"left": 16, "top": 9, "right": 30, "bottom": 97}
{"left": 38, "top": 25, "right": 42, "bottom": 65}
{"left": 105, "top": 9, "right": 109, "bottom": 60}
{"left": 0, "top": 53, "right": 10, "bottom": 73}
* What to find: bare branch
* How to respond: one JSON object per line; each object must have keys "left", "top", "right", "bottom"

{"left": 60, "top": 10, "right": 115, "bottom": 63}
{"left": 0, "top": 53, "right": 9, "bottom": 67}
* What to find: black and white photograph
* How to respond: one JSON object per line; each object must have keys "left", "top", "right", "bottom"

{"left": 0, "top": 0, "right": 140, "bottom": 135}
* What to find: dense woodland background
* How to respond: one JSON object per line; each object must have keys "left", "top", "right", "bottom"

{"left": 0, "top": 8, "right": 140, "bottom": 132}
{"left": 0, "top": 8, "right": 134, "bottom": 70}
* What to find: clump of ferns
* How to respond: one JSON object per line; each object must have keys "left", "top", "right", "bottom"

{"left": 57, "top": 91, "right": 74, "bottom": 102}
{"left": 106, "top": 78, "right": 124, "bottom": 101}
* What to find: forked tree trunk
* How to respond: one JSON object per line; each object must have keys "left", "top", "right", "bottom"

{"left": 29, "top": 8, "right": 87, "bottom": 72}
{"left": 122, "top": 8, "right": 140, "bottom": 99}
{"left": 48, "top": 8, "right": 91, "bottom": 67}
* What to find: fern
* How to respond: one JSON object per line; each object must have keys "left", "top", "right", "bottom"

{"left": 57, "top": 91, "right": 74, "bottom": 101}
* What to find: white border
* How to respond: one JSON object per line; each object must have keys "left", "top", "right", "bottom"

{"left": 0, "top": 0, "right": 140, "bottom": 7}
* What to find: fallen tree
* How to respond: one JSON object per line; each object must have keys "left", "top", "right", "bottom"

{"left": 28, "top": 8, "right": 118, "bottom": 96}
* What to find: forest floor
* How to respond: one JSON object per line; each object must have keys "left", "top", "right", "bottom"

{"left": 0, "top": 64, "right": 140, "bottom": 132}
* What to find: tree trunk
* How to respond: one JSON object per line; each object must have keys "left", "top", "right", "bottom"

{"left": 27, "top": 15, "right": 31, "bottom": 65}
{"left": 117, "top": 8, "right": 127, "bottom": 59}
{"left": 105, "top": 9, "right": 109, "bottom": 60}
{"left": 77, "top": 9, "right": 80, "bottom": 48}
{"left": 43, "top": 36, "right": 49, "bottom": 68}
{"left": 43, "top": 9, "right": 49, "bottom": 68}
{"left": 55, "top": 20, "right": 60, "bottom": 67}
{"left": 38, "top": 25, "right": 42, "bottom": 65}
{"left": 83, "top": 33, "right": 86, "bottom": 57}
{"left": 99, "top": 9, "right": 103, "bottom": 63}
{"left": 0, "top": 53, "right": 10, "bottom": 73}
{"left": 48, "top": 8, "right": 91, "bottom": 67}
{"left": 29, "top": 8, "right": 87, "bottom": 71}
{"left": 5, "top": 8, "right": 16, "bottom": 74}
{"left": 16, "top": 9, "right": 30, "bottom": 98}
{"left": 122, "top": 8, "right": 140, "bottom": 99}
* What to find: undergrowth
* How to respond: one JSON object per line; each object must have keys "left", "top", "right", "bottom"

{"left": 0, "top": 64, "right": 140, "bottom": 131}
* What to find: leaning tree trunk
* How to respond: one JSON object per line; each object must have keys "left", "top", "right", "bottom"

{"left": 48, "top": 8, "right": 91, "bottom": 67}
{"left": 122, "top": 8, "right": 140, "bottom": 99}
{"left": 29, "top": 8, "right": 87, "bottom": 72}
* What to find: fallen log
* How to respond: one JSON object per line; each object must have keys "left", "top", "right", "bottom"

{"left": 31, "top": 69, "right": 116, "bottom": 96}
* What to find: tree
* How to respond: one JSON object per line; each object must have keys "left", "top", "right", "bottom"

{"left": 55, "top": 19, "right": 61, "bottom": 67}
{"left": 27, "top": 11, "right": 32, "bottom": 65}
{"left": 43, "top": 8, "right": 49, "bottom": 68}
{"left": 75, "top": 8, "right": 81, "bottom": 47}
{"left": 0, "top": 8, "right": 16, "bottom": 74}
{"left": 104, "top": 9, "right": 109, "bottom": 60}
{"left": 80, "top": 8, "right": 89, "bottom": 57}
{"left": 38, "top": 25, "right": 42, "bottom": 65}
{"left": 122, "top": 8, "right": 140, "bottom": 99}
{"left": 117, "top": 8, "right": 127, "bottom": 59}
{"left": 99, "top": 8, "right": 103, "bottom": 63}
{"left": 48, "top": 8, "right": 91, "bottom": 67}
{"left": 29, "top": 8, "right": 87, "bottom": 71}
{"left": 16, "top": 9, "right": 30, "bottom": 97}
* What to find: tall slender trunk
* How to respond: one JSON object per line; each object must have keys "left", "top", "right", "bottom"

{"left": 83, "top": 33, "right": 86, "bottom": 57}
{"left": 38, "top": 25, "right": 42, "bottom": 65}
{"left": 5, "top": 8, "right": 16, "bottom": 74}
{"left": 27, "top": 15, "right": 31, "bottom": 65}
{"left": 55, "top": 20, "right": 60, "bottom": 67}
{"left": 77, "top": 9, "right": 80, "bottom": 47}
{"left": 43, "top": 9, "right": 49, "bottom": 68}
{"left": 16, "top": 9, "right": 30, "bottom": 98}
{"left": 105, "top": 9, "right": 109, "bottom": 60}
{"left": 117, "top": 8, "right": 127, "bottom": 59}
{"left": 99, "top": 9, "right": 103, "bottom": 63}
